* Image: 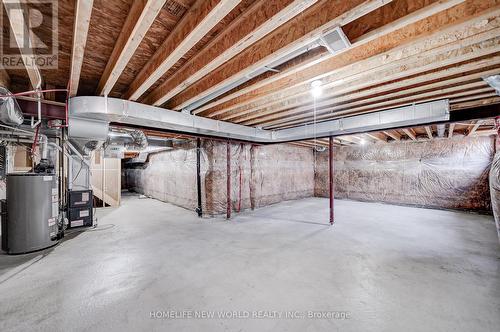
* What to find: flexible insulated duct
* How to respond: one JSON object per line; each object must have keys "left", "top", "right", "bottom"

{"left": 0, "top": 87, "right": 24, "bottom": 126}
{"left": 106, "top": 128, "right": 148, "bottom": 151}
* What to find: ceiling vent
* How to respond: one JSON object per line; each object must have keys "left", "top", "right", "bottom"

{"left": 319, "top": 26, "right": 351, "bottom": 55}
{"left": 483, "top": 75, "right": 500, "bottom": 95}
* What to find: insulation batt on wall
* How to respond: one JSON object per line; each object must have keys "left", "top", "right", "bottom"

{"left": 489, "top": 151, "right": 500, "bottom": 240}
{"left": 126, "top": 140, "right": 315, "bottom": 216}
{"left": 315, "top": 136, "right": 495, "bottom": 212}
{"left": 126, "top": 136, "right": 495, "bottom": 217}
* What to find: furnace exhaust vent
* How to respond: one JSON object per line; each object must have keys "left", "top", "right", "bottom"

{"left": 319, "top": 27, "right": 351, "bottom": 55}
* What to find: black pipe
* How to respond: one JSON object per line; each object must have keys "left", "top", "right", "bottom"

{"left": 196, "top": 138, "right": 202, "bottom": 217}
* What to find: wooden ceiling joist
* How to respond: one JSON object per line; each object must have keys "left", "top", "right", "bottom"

{"left": 383, "top": 130, "right": 401, "bottom": 141}
{"left": 365, "top": 132, "right": 387, "bottom": 142}
{"left": 144, "top": 0, "right": 321, "bottom": 106}
{"left": 69, "top": 0, "right": 94, "bottom": 96}
{"left": 124, "top": 0, "right": 242, "bottom": 101}
{"left": 473, "top": 128, "right": 498, "bottom": 136}
{"left": 425, "top": 126, "right": 433, "bottom": 139}
{"left": 199, "top": 0, "right": 473, "bottom": 119}
{"left": 97, "top": 0, "right": 167, "bottom": 96}
{"left": 218, "top": 12, "right": 500, "bottom": 123}
{"left": 468, "top": 120, "right": 484, "bottom": 136}
{"left": 166, "top": 0, "right": 392, "bottom": 110}
{"left": 402, "top": 128, "right": 416, "bottom": 140}
{"left": 241, "top": 60, "right": 500, "bottom": 127}
{"left": 266, "top": 85, "right": 495, "bottom": 130}
{"left": 448, "top": 123, "right": 455, "bottom": 138}
{"left": 241, "top": 41, "right": 500, "bottom": 126}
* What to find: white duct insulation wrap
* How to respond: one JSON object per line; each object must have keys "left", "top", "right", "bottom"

{"left": 315, "top": 136, "right": 495, "bottom": 212}
{"left": 0, "top": 87, "right": 24, "bottom": 126}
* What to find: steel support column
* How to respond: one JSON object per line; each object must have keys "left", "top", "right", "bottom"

{"left": 196, "top": 138, "right": 202, "bottom": 217}
{"left": 495, "top": 116, "right": 500, "bottom": 151}
{"left": 329, "top": 136, "right": 334, "bottom": 225}
{"left": 226, "top": 141, "right": 231, "bottom": 219}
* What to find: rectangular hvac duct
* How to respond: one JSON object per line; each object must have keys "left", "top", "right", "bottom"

{"left": 273, "top": 100, "right": 450, "bottom": 141}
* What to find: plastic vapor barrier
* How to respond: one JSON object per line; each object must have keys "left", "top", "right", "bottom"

{"left": 489, "top": 151, "right": 500, "bottom": 240}
{"left": 127, "top": 135, "right": 495, "bottom": 217}
{"left": 315, "top": 136, "right": 495, "bottom": 212}
{"left": 126, "top": 140, "right": 314, "bottom": 216}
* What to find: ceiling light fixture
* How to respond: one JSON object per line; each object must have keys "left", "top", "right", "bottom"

{"left": 311, "top": 80, "right": 323, "bottom": 97}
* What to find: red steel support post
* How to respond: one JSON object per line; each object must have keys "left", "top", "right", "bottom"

{"left": 227, "top": 141, "right": 231, "bottom": 219}
{"left": 496, "top": 116, "right": 500, "bottom": 150}
{"left": 329, "top": 136, "right": 334, "bottom": 225}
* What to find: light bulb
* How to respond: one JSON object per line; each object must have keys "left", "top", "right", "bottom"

{"left": 311, "top": 80, "right": 323, "bottom": 97}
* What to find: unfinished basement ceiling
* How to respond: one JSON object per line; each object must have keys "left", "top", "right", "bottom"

{"left": 292, "top": 118, "right": 498, "bottom": 148}
{"left": 1, "top": 0, "right": 499, "bottom": 132}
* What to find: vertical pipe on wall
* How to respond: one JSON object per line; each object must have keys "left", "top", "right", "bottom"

{"left": 196, "top": 138, "right": 203, "bottom": 217}
{"left": 329, "top": 136, "right": 334, "bottom": 225}
{"left": 227, "top": 141, "right": 231, "bottom": 219}
{"left": 496, "top": 116, "right": 500, "bottom": 151}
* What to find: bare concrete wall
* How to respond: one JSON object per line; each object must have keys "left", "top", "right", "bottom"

{"left": 315, "top": 136, "right": 495, "bottom": 212}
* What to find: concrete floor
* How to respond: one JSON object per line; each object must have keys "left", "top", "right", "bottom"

{"left": 0, "top": 195, "right": 499, "bottom": 332}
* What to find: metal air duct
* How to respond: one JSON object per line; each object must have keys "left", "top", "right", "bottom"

{"left": 69, "top": 96, "right": 450, "bottom": 144}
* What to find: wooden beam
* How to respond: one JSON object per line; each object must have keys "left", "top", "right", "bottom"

{"left": 167, "top": 0, "right": 393, "bottom": 110}
{"left": 337, "top": 135, "right": 362, "bottom": 145}
{"left": 144, "top": 0, "right": 321, "bottom": 106}
{"left": 468, "top": 120, "right": 484, "bottom": 136}
{"left": 289, "top": 142, "right": 314, "bottom": 149}
{"left": 97, "top": 0, "right": 166, "bottom": 96}
{"left": 451, "top": 95, "right": 500, "bottom": 109}
{"left": 3, "top": 0, "right": 43, "bottom": 89}
{"left": 124, "top": 0, "right": 242, "bottom": 101}
{"left": 199, "top": 0, "right": 472, "bottom": 118}
{"left": 69, "top": 0, "right": 94, "bottom": 96}
{"left": 244, "top": 61, "right": 500, "bottom": 127}
{"left": 382, "top": 130, "right": 401, "bottom": 141}
{"left": 425, "top": 126, "right": 433, "bottom": 139}
{"left": 451, "top": 92, "right": 498, "bottom": 103}
{"left": 402, "top": 128, "right": 416, "bottom": 140}
{"left": 262, "top": 81, "right": 494, "bottom": 129}
{"left": 448, "top": 123, "right": 455, "bottom": 138}
{"left": 224, "top": 19, "right": 500, "bottom": 123}
{"left": 365, "top": 132, "right": 386, "bottom": 142}
{"left": 473, "top": 128, "right": 498, "bottom": 136}
{"left": 267, "top": 86, "right": 494, "bottom": 129}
